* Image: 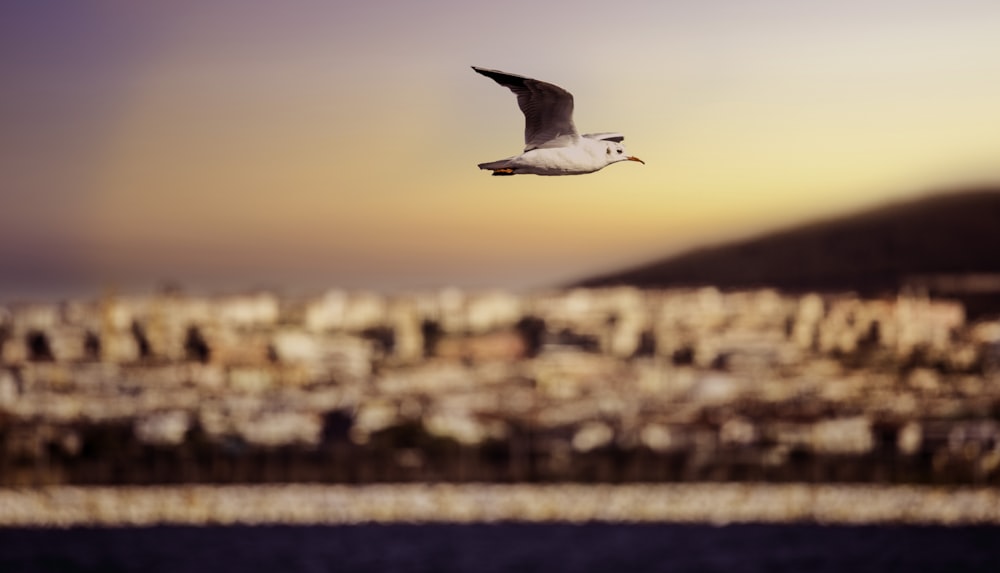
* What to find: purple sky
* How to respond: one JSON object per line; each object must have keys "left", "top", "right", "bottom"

{"left": 3, "top": 1, "right": 1000, "bottom": 299}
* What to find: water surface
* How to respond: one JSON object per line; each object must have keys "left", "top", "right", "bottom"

{"left": 2, "top": 523, "right": 998, "bottom": 572}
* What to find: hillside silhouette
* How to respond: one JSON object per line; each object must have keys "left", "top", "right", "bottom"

{"left": 579, "top": 187, "right": 1000, "bottom": 316}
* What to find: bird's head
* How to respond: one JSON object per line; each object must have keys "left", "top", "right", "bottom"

{"left": 604, "top": 141, "right": 644, "bottom": 166}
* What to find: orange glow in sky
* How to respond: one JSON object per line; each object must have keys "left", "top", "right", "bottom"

{"left": 3, "top": 1, "right": 1000, "bottom": 297}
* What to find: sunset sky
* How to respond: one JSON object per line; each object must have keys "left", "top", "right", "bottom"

{"left": 3, "top": 1, "right": 1000, "bottom": 298}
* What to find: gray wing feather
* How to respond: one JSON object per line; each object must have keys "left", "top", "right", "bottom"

{"left": 473, "top": 67, "right": 578, "bottom": 150}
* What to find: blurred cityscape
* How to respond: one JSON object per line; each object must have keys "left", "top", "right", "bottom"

{"left": 3, "top": 286, "right": 999, "bottom": 487}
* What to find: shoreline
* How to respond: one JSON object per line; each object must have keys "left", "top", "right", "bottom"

{"left": 2, "top": 483, "right": 1000, "bottom": 527}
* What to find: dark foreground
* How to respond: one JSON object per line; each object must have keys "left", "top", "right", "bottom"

{"left": 2, "top": 523, "right": 999, "bottom": 573}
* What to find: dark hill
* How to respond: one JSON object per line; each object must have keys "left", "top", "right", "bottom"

{"left": 578, "top": 187, "right": 1000, "bottom": 315}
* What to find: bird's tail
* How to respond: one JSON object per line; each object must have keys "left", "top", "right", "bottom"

{"left": 478, "top": 158, "right": 514, "bottom": 172}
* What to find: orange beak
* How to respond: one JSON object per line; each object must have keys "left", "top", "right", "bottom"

{"left": 627, "top": 156, "right": 645, "bottom": 164}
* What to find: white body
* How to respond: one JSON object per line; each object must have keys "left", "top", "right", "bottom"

{"left": 497, "top": 137, "right": 627, "bottom": 175}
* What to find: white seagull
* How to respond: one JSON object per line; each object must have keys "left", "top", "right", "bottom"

{"left": 473, "top": 66, "right": 644, "bottom": 176}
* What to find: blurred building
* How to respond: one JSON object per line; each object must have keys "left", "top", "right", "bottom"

{"left": 1, "top": 287, "right": 999, "bottom": 485}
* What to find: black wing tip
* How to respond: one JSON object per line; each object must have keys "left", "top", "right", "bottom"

{"left": 583, "top": 133, "right": 625, "bottom": 143}
{"left": 472, "top": 66, "right": 528, "bottom": 86}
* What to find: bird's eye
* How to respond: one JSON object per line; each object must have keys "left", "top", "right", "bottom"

{"left": 617, "top": 149, "right": 623, "bottom": 154}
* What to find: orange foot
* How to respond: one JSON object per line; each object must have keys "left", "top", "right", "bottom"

{"left": 491, "top": 168, "right": 515, "bottom": 176}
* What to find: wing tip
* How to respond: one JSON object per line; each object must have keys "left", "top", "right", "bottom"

{"left": 472, "top": 66, "right": 528, "bottom": 86}
{"left": 583, "top": 132, "right": 626, "bottom": 143}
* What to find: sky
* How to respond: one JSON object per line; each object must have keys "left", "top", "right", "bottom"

{"left": 3, "top": 0, "right": 1000, "bottom": 299}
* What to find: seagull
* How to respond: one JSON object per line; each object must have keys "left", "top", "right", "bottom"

{"left": 472, "top": 66, "right": 644, "bottom": 176}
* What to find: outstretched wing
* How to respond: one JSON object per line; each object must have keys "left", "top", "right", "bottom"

{"left": 473, "top": 66, "right": 578, "bottom": 150}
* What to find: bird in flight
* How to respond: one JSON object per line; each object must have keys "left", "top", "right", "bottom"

{"left": 472, "top": 66, "right": 644, "bottom": 176}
